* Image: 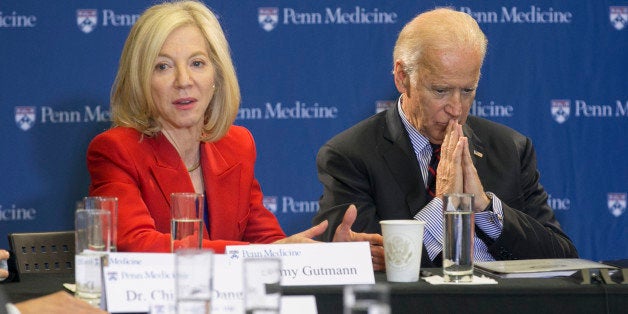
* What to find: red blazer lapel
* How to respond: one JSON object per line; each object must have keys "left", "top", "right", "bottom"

{"left": 144, "top": 134, "right": 245, "bottom": 241}
{"left": 149, "top": 134, "right": 195, "bottom": 210}
{"left": 202, "top": 141, "right": 243, "bottom": 241}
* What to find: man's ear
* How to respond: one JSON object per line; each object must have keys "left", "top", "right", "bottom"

{"left": 393, "top": 60, "right": 410, "bottom": 95}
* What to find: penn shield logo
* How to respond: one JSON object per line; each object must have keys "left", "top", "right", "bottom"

{"left": 610, "top": 6, "right": 628, "bottom": 30}
{"left": 77, "top": 9, "right": 97, "bottom": 33}
{"left": 258, "top": 7, "right": 278, "bottom": 31}
{"left": 227, "top": 250, "right": 240, "bottom": 260}
{"left": 551, "top": 99, "right": 570, "bottom": 124}
{"left": 15, "top": 106, "right": 36, "bottom": 131}
{"left": 263, "top": 196, "right": 278, "bottom": 213}
{"left": 608, "top": 193, "right": 626, "bottom": 217}
{"left": 107, "top": 272, "right": 119, "bottom": 281}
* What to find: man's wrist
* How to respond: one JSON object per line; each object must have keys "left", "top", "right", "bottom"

{"left": 482, "top": 192, "right": 493, "bottom": 212}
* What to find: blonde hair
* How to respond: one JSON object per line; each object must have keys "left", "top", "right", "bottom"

{"left": 111, "top": 0, "right": 240, "bottom": 142}
{"left": 393, "top": 8, "right": 488, "bottom": 85}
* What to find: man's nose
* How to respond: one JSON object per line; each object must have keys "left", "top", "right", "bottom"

{"left": 445, "top": 92, "right": 463, "bottom": 117}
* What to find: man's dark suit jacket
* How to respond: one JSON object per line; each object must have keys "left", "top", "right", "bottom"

{"left": 313, "top": 104, "right": 578, "bottom": 267}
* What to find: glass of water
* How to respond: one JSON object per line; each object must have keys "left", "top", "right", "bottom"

{"left": 243, "top": 258, "right": 282, "bottom": 314}
{"left": 83, "top": 196, "right": 118, "bottom": 252}
{"left": 175, "top": 249, "right": 213, "bottom": 314}
{"left": 343, "top": 284, "right": 390, "bottom": 314}
{"left": 75, "top": 209, "right": 111, "bottom": 307}
{"left": 170, "top": 193, "right": 204, "bottom": 252}
{"left": 443, "top": 193, "right": 475, "bottom": 283}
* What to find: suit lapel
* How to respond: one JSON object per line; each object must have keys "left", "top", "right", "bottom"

{"left": 381, "top": 105, "right": 429, "bottom": 217}
{"left": 148, "top": 134, "right": 194, "bottom": 207}
{"left": 201, "top": 141, "right": 242, "bottom": 240}
{"left": 147, "top": 134, "right": 242, "bottom": 240}
{"left": 463, "top": 122, "right": 487, "bottom": 175}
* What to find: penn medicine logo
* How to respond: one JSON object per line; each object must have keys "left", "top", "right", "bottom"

{"left": 77, "top": 9, "right": 97, "bottom": 34}
{"left": 14, "top": 105, "right": 111, "bottom": 131}
{"left": 76, "top": 9, "right": 139, "bottom": 34}
{"left": 263, "top": 196, "right": 278, "bottom": 213}
{"left": 237, "top": 101, "right": 338, "bottom": 120}
{"left": 263, "top": 196, "right": 318, "bottom": 214}
{"left": 610, "top": 6, "right": 628, "bottom": 30}
{"left": 227, "top": 249, "right": 240, "bottom": 260}
{"left": 15, "top": 106, "right": 36, "bottom": 131}
{"left": 607, "top": 193, "right": 626, "bottom": 217}
{"left": 460, "top": 6, "right": 573, "bottom": 24}
{"left": 257, "top": 6, "right": 397, "bottom": 31}
{"left": 259, "top": 7, "right": 278, "bottom": 31}
{"left": 551, "top": 99, "right": 570, "bottom": 123}
{"left": 551, "top": 99, "right": 628, "bottom": 123}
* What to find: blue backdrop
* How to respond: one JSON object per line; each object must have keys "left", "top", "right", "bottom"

{"left": 1, "top": 1, "right": 626, "bottom": 261}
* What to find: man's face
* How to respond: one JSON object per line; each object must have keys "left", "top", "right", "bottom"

{"left": 397, "top": 48, "right": 483, "bottom": 144}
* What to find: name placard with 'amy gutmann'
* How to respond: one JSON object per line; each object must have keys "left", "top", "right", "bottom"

{"left": 226, "top": 242, "right": 374, "bottom": 286}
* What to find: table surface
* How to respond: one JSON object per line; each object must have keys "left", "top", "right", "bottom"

{"left": 2, "top": 269, "right": 627, "bottom": 314}
{"left": 286, "top": 270, "right": 628, "bottom": 314}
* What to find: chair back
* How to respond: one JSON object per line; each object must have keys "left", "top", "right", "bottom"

{"left": 7, "top": 231, "right": 75, "bottom": 275}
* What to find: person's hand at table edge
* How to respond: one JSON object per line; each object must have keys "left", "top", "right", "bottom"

{"left": 333, "top": 205, "right": 385, "bottom": 271}
{"left": 12, "top": 291, "right": 107, "bottom": 314}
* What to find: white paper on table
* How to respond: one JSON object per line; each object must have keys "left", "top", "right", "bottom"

{"left": 423, "top": 275, "right": 498, "bottom": 285}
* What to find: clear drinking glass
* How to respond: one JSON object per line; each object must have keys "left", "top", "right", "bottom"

{"left": 170, "top": 193, "right": 204, "bottom": 252}
{"left": 175, "top": 249, "right": 213, "bottom": 314}
{"left": 343, "top": 284, "right": 391, "bottom": 314}
{"left": 83, "top": 196, "right": 118, "bottom": 252}
{"left": 243, "top": 258, "right": 282, "bottom": 314}
{"left": 75, "top": 209, "right": 111, "bottom": 307}
{"left": 443, "top": 193, "right": 475, "bottom": 283}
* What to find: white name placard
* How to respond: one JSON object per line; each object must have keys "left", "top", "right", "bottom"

{"left": 103, "top": 252, "right": 175, "bottom": 313}
{"left": 212, "top": 254, "right": 244, "bottom": 314}
{"left": 226, "top": 242, "right": 374, "bottom": 285}
{"left": 101, "top": 244, "right": 364, "bottom": 313}
{"left": 103, "top": 253, "right": 245, "bottom": 314}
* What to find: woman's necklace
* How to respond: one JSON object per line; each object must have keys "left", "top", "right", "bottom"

{"left": 162, "top": 128, "right": 201, "bottom": 172}
{"left": 186, "top": 159, "right": 201, "bottom": 172}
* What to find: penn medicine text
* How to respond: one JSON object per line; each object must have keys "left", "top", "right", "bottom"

{"left": 40, "top": 106, "right": 111, "bottom": 123}
{"left": 237, "top": 101, "right": 338, "bottom": 120}
{"left": 283, "top": 6, "right": 397, "bottom": 25}
{"left": 0, "top": 11, "right": 36, "bottom": 27}
{"left": 575, "top": 100, "right": 628, "bottom": 117}
{"left": 460, "top": 6, "right": 573, "bottom": 24}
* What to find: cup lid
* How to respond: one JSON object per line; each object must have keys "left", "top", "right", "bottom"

{"left": 379, "top": 219, "right": 425, "bottom": 225}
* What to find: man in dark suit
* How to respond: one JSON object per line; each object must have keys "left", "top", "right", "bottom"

{"left": 313, "top": 8, "right": 578, "bottom": 268}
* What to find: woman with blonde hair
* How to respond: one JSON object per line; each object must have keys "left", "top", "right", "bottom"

{"left": 87, "top": 1, "right": 383, "bottom": 262}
